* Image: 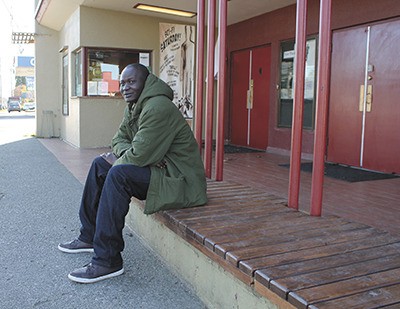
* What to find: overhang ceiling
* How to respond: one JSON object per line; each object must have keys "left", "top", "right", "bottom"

{"left": 36, "top": 0, "right": 296, "bottom": 31}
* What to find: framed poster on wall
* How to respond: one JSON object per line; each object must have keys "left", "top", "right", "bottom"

{"left": 159, "top": 23, "right": 195, "bottom": 119}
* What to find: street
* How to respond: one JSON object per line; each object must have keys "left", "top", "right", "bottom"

{"left": 0, "top": 110, "right": 205, "bottom": 308}
{"left": 0, "top": 109, "right": 35, "bottom": 145}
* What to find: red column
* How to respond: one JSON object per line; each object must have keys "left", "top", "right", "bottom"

{"left": 194, "top": 0, "right": 206, "bottom": 152}
{"left": 288, "top": 0, "right": 308, "bottom": 210}
{"left": 310, "top": 0, "right": 332, "bottom": 216}
{"left": 215, "top": 0, "right": 227, "bottom": 181}
{"left": 204, "top": 0, "right": 216, "bottom": 178}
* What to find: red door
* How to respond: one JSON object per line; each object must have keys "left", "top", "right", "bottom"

{"left": 230, "top": 45, "right": 271, "bottom": 150}
{"left": 328, "top": 19, "right": 400, "bottom": 174}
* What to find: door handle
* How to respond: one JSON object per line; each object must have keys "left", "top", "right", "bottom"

{"left": 359, "top": 85, "right": 364, "bottom": 112}
{"left": 247, "top": 79, "right": 254, "bottom": 110}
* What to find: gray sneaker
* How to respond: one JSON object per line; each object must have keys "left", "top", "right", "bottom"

{"left": 58, "top": 239, "right": 94, "bottom": 253}
{"left": 68, "top": 263, "right": 124, "bottom": 283}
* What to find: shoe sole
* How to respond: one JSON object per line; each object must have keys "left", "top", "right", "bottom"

{"left": 58, "top": 244, "right": 94, "bottom": 254}
{"left": 68, "top": 268, "right": 124, "bottom": 284}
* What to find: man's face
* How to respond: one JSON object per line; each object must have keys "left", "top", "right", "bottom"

{"left": 119, "top": 66, "right": 146, "bottom": 103}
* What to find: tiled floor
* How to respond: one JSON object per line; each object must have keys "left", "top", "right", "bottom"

{"left": 39, "top": 138, "right": 110, "bottom": 184}
{"left": 39, "top": 138, "right": 400, "bottom": 235}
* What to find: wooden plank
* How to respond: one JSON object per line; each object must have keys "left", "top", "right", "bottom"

{"left": 198, "top": 211, "right": 311, "bottom": 247}
{"left": 176, "top": 206, "right": 295, "bottom": 234}
{"left": 238, "top": 233, "right": 399, "bottom": 276}
{"left": 204, "top": 216, "right": 354, "bottom": 250}
{"left": 205, "top": 217, "right": 349, "bottom": 249}
{"left": 163, "top": 200, "right": 287, "bottom": 229}
{"left": 212, "top": 221, "right": 366, "bottom": 257}
{"left": 288, "top": 268, "right": 400, "bottom": 309}
{"left": 254, "top": 280, "right": 297, "bottom": 309}
{"left": 206, "top": 191, "right": 278, "bottom": 202}
{"left": 270, "top": 254, "right": 400, "bottom": 302}
{"left": 228, "top": 228, "right": 386, "bottom": 270}
{"left": 309, "top": 283, "right": 400, "bottom": 309}
{"left": 254, "top": 242, "right": 400, "bottom": 288}
{"left": 179, "top": 207, "right": 297, "bottom": 231}
{"left": 168, "top": 199, "right": 286, "bottom": 221}
{"left": 186, "top": 211, "right": 304, "bottom": 244}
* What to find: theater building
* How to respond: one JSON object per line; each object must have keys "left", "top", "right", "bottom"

{"left": 34, "top": 0, "right": 400, "bottom": 175}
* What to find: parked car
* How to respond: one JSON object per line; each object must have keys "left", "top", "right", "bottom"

{"left": 23, "top": 102, "right": 36, "bottom": 111}
{"left": 7, "top": 101, "right": 21, "bottom": 113}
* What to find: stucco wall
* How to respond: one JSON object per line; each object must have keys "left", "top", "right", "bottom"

{"left": 79, "top": 97, "right": 126, "bottom": 148}
{"left": 36, "top": 5, "right": 195, "bottom": 148}
{"left": 34, "top": 23, "right": 61, "bottom": 138}
{"left": 79, "top": 6, "right": 176, "bottom": 75}
{"left": 62, "top": 97, "right": 80, "bottom": 147}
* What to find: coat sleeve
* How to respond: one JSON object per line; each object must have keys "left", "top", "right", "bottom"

{"left": 114, "top": 100, "right": 178, "bottom": 167}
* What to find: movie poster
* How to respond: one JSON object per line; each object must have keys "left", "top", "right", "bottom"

{"left": 159, "top": 23, "right": 195, "bottom": 119}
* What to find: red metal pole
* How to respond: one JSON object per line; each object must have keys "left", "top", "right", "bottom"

{"left": 195, "top": 0, "right": 205, "bottom": 152}
{"left": 310, "top": 0, "right": 332, "bottom": 216}
{"left": 204, "top": 0, "right": 216, "bottom": 178}
{"left": 288, "top": 0, "right": 308, "bottom": 210}
{"left": 215, "top": 0, "right": 227, "bottom": 181}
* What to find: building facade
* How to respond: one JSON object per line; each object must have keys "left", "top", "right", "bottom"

{"left": 34, "top": 0, "right": 400, "bottom": 174}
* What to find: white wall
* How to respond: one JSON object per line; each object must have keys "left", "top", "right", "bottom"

{"left": 34, "top": 23, "right": 61, "bottom": 138}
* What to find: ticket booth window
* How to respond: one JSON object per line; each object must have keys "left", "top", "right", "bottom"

{"left": 72, "top": 47, "right": 151, "bottom": 97}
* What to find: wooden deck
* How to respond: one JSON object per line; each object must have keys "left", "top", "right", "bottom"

{"left": 159, "top": 180, "right": 400, "bottom": 308}
{"left": 40, "top": 139, "right": 400, "bottom": 307}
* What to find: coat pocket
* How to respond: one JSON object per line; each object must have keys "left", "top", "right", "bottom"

{"left": 158, "top": 175, "right": 186, "bottom": 209}
{"left": 144, "top": 173, "right": 187, "bottom": 214}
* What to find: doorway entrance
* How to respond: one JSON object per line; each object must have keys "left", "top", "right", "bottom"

{"left": 230, "top": 45, "right": 271, "bottom": 150}
{"left": 327, "top": 19, "right": 400, "bottom": 174}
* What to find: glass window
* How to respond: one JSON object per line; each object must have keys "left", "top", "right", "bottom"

{"left": 86, "top": 48, "right": 151, "bottom": 97}
{"left": 278, "top": 38, "right": 317, "bottom": 129}
{"left": 62, "top": 55, "right": 69, "bottom": 115}
{"left": 73, "top": 49, "right": 82, "bottom": 96}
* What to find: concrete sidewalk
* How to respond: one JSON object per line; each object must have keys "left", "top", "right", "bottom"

{"left": 0, "top": 138, "right": 206, "bottom": 308}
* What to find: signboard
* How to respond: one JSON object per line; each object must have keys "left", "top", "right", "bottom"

{"left": 15, "top": 67, "right": 34, "bottom": 77}
{"left": 17, "top": 56, "right": 35, "bottom": 67}
{"left": 26, "top": 77, "right": 35, "bottom": 91}
{"left": 159, "top": 23, "right": 195, "bottom": 118}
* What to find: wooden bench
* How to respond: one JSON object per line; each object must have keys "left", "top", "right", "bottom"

{"left": 127, "top": 180, "right": 400, "bottom": 308}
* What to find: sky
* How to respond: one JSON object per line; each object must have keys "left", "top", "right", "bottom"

{"left": 0, "top": 0, "right": 35, "bottom": 102}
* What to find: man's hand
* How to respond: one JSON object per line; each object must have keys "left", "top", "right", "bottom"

{"left": 156, "top": 160, "right": 167, "bottom": 169}
{"left": 100, "top": 152, "right": 118, "bottom": 165}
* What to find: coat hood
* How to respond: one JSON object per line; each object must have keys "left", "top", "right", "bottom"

{"left": 137, "top": 73, "right": 173, "bottom": 106}
{"left": 128, "top": 73, "right": 174, "bottom": 121}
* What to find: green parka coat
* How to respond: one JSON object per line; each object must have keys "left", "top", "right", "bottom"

{"left": 111, "top": 73, "right": 207, "bottom": 214}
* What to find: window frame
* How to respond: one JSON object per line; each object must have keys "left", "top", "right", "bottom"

{"left": 277, "top": 36, "right": 318, "bottom": 130}
{"left": 62, "top": 54, "right": 69, "bottom": 115}
{"left": 72, "top": 47, "right": 152, "bottom": 98}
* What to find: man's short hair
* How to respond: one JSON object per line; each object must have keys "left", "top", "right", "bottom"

{"left": 125, "top": 63, "right": 150, "bottom": 80}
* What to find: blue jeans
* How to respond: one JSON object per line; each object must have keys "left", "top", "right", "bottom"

{"left": 78, "top": 156, "right": 150, "bottom": 268}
